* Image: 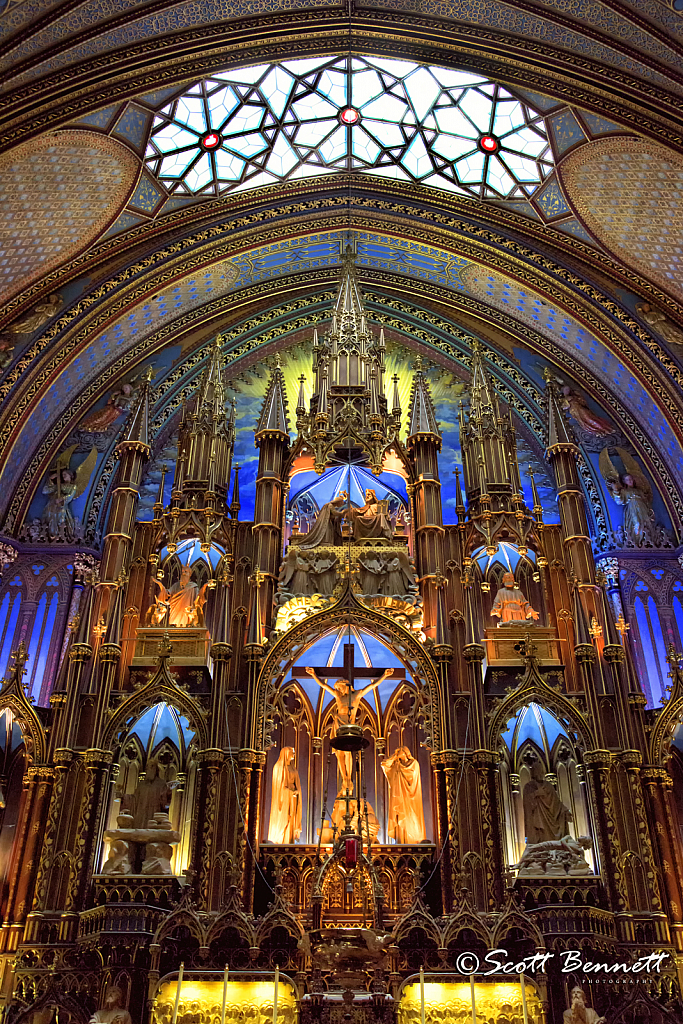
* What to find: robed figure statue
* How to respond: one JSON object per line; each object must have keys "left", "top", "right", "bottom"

{"left": 299, "top": 492, "right": 347, "bottom": 549}
{"left": 381, "top": 745, "right": 426, "bottom": 844}
{"left": 490, "top": 572, "right": 540, "bottom": 626}
{"left": 523, "top": 760, "right": 573, "bottom": 844}
{"left": 268, "top": 747, "right": 302, "bottom": 844}
{"left": 350, "top": 489, "right": 393, "bottom": 542}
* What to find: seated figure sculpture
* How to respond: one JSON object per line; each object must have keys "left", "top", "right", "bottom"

{"left": 350, "top": 489, "right": 393, "bottom": 542}
{"left": 149, "top": 563, "right": 208, "bottom": 627}
{"left": 490, "top": 571, "right": 540, "bottom": 626}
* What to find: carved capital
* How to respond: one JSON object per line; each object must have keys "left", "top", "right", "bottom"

{"left": 69, "top": 643, "right": 92, "bottom": 663}
{"left": 99, "top": 643, "right": 122, "bottom": 664}
{"left": 583, "top": 749, "right": 613, "bottom": 770}
{"left": 196, "top": 748, "right": 225, "bottom": 767}
{"left": 210, "top": 642, "right": 233, "bottom": 662}
{"left": 84, "top": 748, "right": 113, "bottom": 769}
{"left": 619, "top": 749, "right": 643, "bottom": 769}
{"left": 603, "top": 644, "right": 624, "bottom": 664}
{"left": 238, "top": 748, "right": 267, "bottom": 768}
{"left": 463, "top": 643, "right": 485, "bottom": 663}
{"left": 431, "top": 644, "right": 453, "bottom": 663}
{"left": 641, "top": 766, "right": 673, "bottom": 788}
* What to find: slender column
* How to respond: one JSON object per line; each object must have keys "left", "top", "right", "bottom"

{"left": 65, "top": 750, "right": 113, "bottom": 933}
{"left": 472, "top": 749, "right": 504, "bottom": 910}
{"left": 0, "top": 765, "right": 53, "bottom": 954}
{"left": 582, "top": 751, "right": 626, "bottom": 923}
{"left": 253, "top": 364, "right": 289, "bottom": 635}
{"left": 409, "top": 435, "right": 444, "bottom": 640}
{"left": 430, "top": 752, "right": 458, "bottom": 915}
{"left": 642, "top": 768, "right": 683, "bottom": 953}
{"left": 192, "top": 748, "right": 224, "bottom": 907}
{"left": 238, "top": 750, "right": 266, "bottom": 912}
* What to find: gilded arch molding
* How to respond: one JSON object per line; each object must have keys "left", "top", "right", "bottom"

{"left": 5, "top": 262, "right": 683, "bottom": 538}
{"left": 251, "top": 590, "right": 445, "bottom": 753}
{"left": 2, "top": 21, "right": 683, "bottom": 154}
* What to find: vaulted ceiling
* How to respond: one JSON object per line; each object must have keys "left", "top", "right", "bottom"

{"left": 1, "top": 2, "right": 683, "bottom": 549}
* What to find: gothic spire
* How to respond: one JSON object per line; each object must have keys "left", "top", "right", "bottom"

{"left": 468, "top": 340, "right": 498, "bottom": 421}
{"left": 544, "top": 371, "right": 577, "bottom": 452}
{"left": 196, "top": 332, "right": 227, "bottom": 414}
{"left": 120, "top": 366, "right": 153, "bottom": 450}
{"left": 230, "top": 464, "right": 240, "bottom": 520}
{"left": 256, "top": 359, "right": 290, "bottom": 439}
{"left": 407, "top": 357, "right": 441, "bottom": 441}
{"left": 332, "top": 245, "right": 370, "bottom": 339}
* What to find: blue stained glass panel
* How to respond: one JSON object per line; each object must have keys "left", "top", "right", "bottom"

{"left": 0, "top": 593, "right": 21, "bottom": 679}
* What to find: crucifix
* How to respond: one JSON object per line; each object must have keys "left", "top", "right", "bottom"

{"left": 297, "top": 644, "right": 395, "bottom": 800}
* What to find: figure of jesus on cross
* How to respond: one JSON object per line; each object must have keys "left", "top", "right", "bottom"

{"left": 304, "top": 659, "right": 394, "bottom": 795}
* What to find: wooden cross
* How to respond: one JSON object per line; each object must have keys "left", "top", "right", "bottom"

{"left": 290, "top": 643, "right": 404, "bottom": 689}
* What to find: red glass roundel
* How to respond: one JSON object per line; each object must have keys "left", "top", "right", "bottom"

{"left": 339, "top": 107, "right": 360, "bottom": 125}
{"left": 479, "top": 134, "right": 499, "bottom": 153}
{"left": 202, "top": 132, "right": 221, "bottom": 149}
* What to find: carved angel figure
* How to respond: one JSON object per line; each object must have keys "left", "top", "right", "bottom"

{"left": 7, "top": 293, "right": 63, "bottom": 336}
{"left": 41, "top": 445, "right": 98, "bottom": 542}
{"left": 599, "top": 447, "right": 655, "bottom": 547}
{"left": 637, "top": 302, "right": 683, "bottom": 348}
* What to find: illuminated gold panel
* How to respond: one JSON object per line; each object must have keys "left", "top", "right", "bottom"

{"left": 153, "top": 978, "right": 297, "bottom": 1024}
{"left": 400, "top": 980, "right": 545, "bottom": 1024}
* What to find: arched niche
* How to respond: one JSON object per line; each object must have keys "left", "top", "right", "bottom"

{"left": 498, "top": 702, "right": 594, "bottom": 875}
{"left": 100, "top": 701, "right": 196, "bottom": 876}
{"left": 0, "top": 709, "right": 26, "bottom": 911}
{"left": 260, "top": 624, "right": 433, "bottom": 849}
{"left": 472, "top": 542, "right": 546, "bottom": 628}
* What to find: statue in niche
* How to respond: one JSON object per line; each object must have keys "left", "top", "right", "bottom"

{"left": 299, "top": 492, "right": 347, "bottom": 549}
{"left": 89, "top": 988, "right": 132, "bottom": 1024}
{"left": 523, "top": 760, "right": 572, "bottom": 844}
{"left": 267, "top": 746, "right": 302, "bottom": 844}
{"left": 563, "top": 987, "right": 605, "bottom": 1024}
{"left": 490, "top": 572, "right": 540, "bottom": 626}
{"left": 123, "top": 759, "right": 174, "bottom": 830}
{"left": 381, "top": 745, "right": 426, "bottom": 844}
{"left": 150, "top": 563, "right": 208, "bottom": 627}
{"left": 599, "top": 447, "right": 656, "bottom": 547}
{"left": 41, "top": 445, "right": 98, "bottom": 542}
{"left": 304, "top": 666, "right": 394, "bottom": 794}
{"left": 350, "top": 489, "right": 393, "bottom": 542}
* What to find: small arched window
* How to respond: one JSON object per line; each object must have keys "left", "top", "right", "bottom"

{"left": 633, "top": 594, "right": 668, "bottom": 708}
{"left": 0, "top": 577, "right": 23, "bottom": 680}
{"left": 26, "top": 579, "right": 60, "bottom": 705}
